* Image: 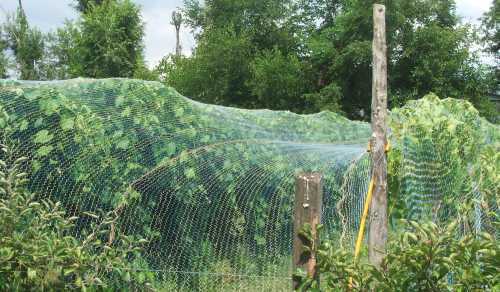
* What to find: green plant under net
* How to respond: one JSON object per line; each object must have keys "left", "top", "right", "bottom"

{"left": 0, "top": 79, "right": 497, "bottom": 290}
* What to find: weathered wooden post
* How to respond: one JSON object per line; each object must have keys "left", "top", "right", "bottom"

{"left": 293, "top": 172, "right": 322, "bottom": 290}
{"left": 369, "top": 3, "right": 389, "bottom": 267}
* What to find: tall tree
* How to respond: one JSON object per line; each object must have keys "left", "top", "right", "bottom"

{"left": 481, "top": 0, "right": 499, "bottom": 57}
{"left": 481, "top": 0, "right": 499, "bottom": 92}
{"left": 43, "top": 21, "right": 83, "bottom": 80}
{"left": 300, "top": 0, "right": 494, "bottom": 119}
{"left": 171, "top": 10, "right": 183, "bottom": 56}
{"left": 77, "top": 0, "right": 145, "bottom": 78}
{"left": 3, "top": 0, "right": 45, "bottom": 80}
{"left": 162, "top": 0, "right": 496, "bottom": 119}
{"left": 161, "top": 0, "right": 304, "bottom": 110}
{"left": 0, "top": 28, "right": 8, "bottom": 78}
{"left": 75, "top": 0, "right": 105, "bottom": 13}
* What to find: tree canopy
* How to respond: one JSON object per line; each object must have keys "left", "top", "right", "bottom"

{"left": 158, "top": 0, "right": 497, "bottom": 121}
{"left": 1, "top": 0, "right": 148, "bottom": 80}
{"left": 3, "top": 2, "right": 44, "bottom": 80}
{"left": 0, "top": 0, "right": 496, "bottom": 121}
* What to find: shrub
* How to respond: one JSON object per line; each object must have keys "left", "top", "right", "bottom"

{"left": 0, "top": 144, "right": 154, "bottom": 291}
{"left": 296, "top": 220, "right": 499, "bottom": 291}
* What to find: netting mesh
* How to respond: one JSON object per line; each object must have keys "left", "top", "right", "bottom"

{"left": 390, "top": 95, "right": 499, "bottom": 235}
{"left": 0, "top": 79, "right": 497, "bottom": 290}
{"left": 0, "top": 78, "right": 373, "bottom": 290}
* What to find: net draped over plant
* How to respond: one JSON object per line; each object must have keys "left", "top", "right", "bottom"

{"left": 389, "top": 95, "right": 499, "bottom": 236}
{"left": 0, "top": 79, "right": 497, "bottom": 290}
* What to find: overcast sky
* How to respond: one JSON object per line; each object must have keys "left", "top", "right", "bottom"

{"left": 0, "top": 0, "right": 494, "bottom": 68}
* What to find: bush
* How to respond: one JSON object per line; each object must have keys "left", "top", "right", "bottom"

{"left": 0, "top": 144, "right": 154, "bottom": 291}
{"left": 296, "top": 220, "right": 499, "bottom": 291}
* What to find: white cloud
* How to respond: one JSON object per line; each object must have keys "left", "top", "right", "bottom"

{"left": 455, "top": 0, "right": 492, "bottom": 23}
{"left": 0, "top": 1, "right": 77, "bottom": 31}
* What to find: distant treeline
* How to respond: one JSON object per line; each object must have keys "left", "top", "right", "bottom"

{"left": 0, "top": 0, "right": 498, "bottom": 121}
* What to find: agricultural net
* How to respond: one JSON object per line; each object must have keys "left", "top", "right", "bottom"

{"left": 0, "top": 79, "right": 497, "bottom": 290}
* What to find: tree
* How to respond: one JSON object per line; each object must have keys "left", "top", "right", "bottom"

{"left": 43, "top": 21, "right": 83, "bottom": 80}
{"left": 77, "top": 0, "right": 145, "bottom": 78}
{"left": 299, "top": 0, "right": 495, "bottom": 119}
{"left": 0, "top": 28, "right": 8, "bottom": 78}
{"left": 34, "top": 0, "right": 150, "bottom": 80}
{"left": 481, "top": 0, "right": 499, "bottom": 105}
{"left": 160, "top": 0, "right": 301, "bottom": 109}
{"left": 481, "top": 0, "right": 499, "bottom": 58}
{"left": 75, "top": 0, "right": 105, "bottom": 13}
{"left": 160, "top": 27, "right": 254, "bottom": 106}
{"left": 171, "top": 10, "right": 183, "bottom": 56}
{"left": 247, "top": 48, "right": 311, "bottom": 111}
{"left": 164, "top": 0, "right": 496, "bottom": 119}
{"left": 3, "top": 0, "right": 45, "bottom": 80}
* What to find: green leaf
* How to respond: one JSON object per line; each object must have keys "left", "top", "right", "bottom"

{"left": 175, "top": 107, "right": 184, "bottom": 117}
{"left": 123, "top": 271, "right": 131, "bottom": 282}
{"left": 166, "top": 142, "right": 176, "bottom": 156}
{"left": 122, "top": 106, "right": 132, "bottom": 117}
{"left": 27, "top": 268, "right": 36, "bottom": 280}
{"left": 200, "top": 135, "right": 210, "bottom": 143}
{"left": 34, "top": 117, "right": 44, "bottom": 128}
{"left": 115, "top": 95, "right": 125, "bottom": 107}
{"left": 41, "top": 98, "right": 60, "bottom": 115}
{"left": 184, "top": 168, "right": 196, "bottom": 179}
{"left": 137, "top": 272, "right": 145, "bottom": 284}
{"left": 19, "top": 119, "right": 29, "bottom": 131}
{"left": 60, "top": 117, "right": 75, "bottom": 131}
{"left": 34, "top": 130, "right": 54, "bottom": 144}
{"left": 116, "top": 138, "right": 130, "bottom": 150}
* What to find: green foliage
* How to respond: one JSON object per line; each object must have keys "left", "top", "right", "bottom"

{"left": 78, "top": 0, "right": 145, "bottom": 78}
{"left": 303, "top": 83, "right": 343, "bottom": 114}
{"left": 0, "top": 145, "right": 154, "bottom": 290}
{"left": 162, "top": 0, "right": 497, "bottom": 119}
{"left": 161, "top": 0, "right": 301, "bottom": 109}
{"left": 296, "top": 220, "right": 500, "bottom": 291}
{"left": 75, "top": 0, "right": 105, "bottom": 13}
{"left": 0, "top": 78, "right": 371, "bottom": 289}
{"left": 160, "top": 26, "right": 254, "bottom": 106}
{"left": 481, "top": 0, "right": 499, "bottom": 112}
{"left": 247, "top": 48, "right": 310, "bottom": 111}
{"left": 0, "top": 0, "right": 147, "bottom": 81}
{"left": 481, "top": 0, "right": 499, "bottom": 59}
{"left": 388, "top": 94, "right": 499, "bottom": 223}
{"left": 375, "top": 221, "right": 499, "bottom": 291}
{"left": 3, "top": 4, "right": 45, "bottom": 80}
{"left": 0, "top": 27, "right": 8, "bottom": 79}
{"left": 301, "top": 0, "right": 494, "bottom": 118}
{"left": 44, "top": 21, "right": 84, "bottom": 80}
{"left": 0, "top": 79, "right": 497, "bottom": 290}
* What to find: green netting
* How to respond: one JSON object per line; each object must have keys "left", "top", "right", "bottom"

{"left": 0, "top": 78, "right": 373, "bottom": 290}
{"left": 0, "top": 79, "right": 497, "bottom": 290}
{"left": 389, "top": 95, "right": 499, "bottom": 235}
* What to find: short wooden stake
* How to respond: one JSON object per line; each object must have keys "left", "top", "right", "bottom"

{"left": 293, "top": 172, "right": 322, "bottom": 290}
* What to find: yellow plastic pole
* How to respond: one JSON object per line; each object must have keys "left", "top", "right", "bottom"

{"left": 354, "top": 178, "right": 375, "bottom": 260}
{"left": 349, "top": 142, "right": 388, "bottom": 289}
{"left": 348, "top": 177, "right": 375, "bottom": 289}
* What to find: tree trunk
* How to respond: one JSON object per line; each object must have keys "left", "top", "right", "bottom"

{"left": 175, "top": 28, "right": 181, "bottom": 56}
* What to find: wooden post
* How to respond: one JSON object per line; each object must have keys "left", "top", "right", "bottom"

{"left": 293, "top": 172, "right": 322, "bottom": 290}
{"left": 369, "top": 3, "right": 388, "bottom": 268}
